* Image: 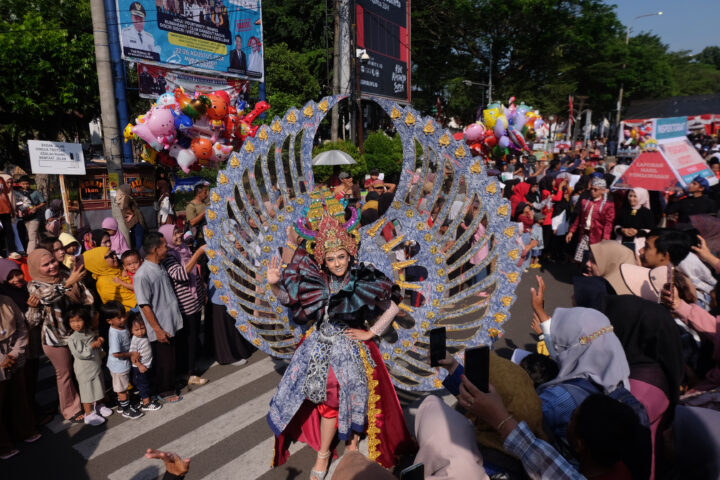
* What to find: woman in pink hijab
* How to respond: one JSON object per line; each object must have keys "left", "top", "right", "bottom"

{"left": 101, "top": 217, "right": 130, "bottom": 256}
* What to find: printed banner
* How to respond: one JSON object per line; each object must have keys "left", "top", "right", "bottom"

{"left": 612, "top": 151, "right": 678, "bottom": 192}
{"left": 137, "top": 63, "right": 249, "bottom": 103}
{"left": 355, "top": 0, "right": 411, "bottom": 103}
{"left": 116, "top": 0, "right": 264, "bottom": 81}
{"left": 660, "top": 138, "right": 716, "bottom": 186}
{"left": 654, "top": 116, "right": 688, "bottom": 141}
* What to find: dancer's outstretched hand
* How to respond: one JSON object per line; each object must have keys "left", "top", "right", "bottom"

{"left": 266, "top": 256, "right": 282, "bottom": 285}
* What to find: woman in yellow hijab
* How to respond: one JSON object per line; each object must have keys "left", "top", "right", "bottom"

{"left": 82, "top": 247, "right": 136, "bottom": 311}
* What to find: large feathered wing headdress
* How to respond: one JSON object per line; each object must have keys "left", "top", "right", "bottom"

{"left": 205, "top": 96, "right": 525, "bottom": 390}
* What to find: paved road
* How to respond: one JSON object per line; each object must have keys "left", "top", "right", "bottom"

{"left": 5, "top": 262, "right": 577, "bottom": 479}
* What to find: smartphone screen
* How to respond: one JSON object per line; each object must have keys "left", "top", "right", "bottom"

{"left": 465, "top": 345, "right": 490, "bottom": 393}
{"left": 429, "top": 327, "right": 446, "bottom": 367}
{"left": 400, "top": 463, "right": 424, "bottom": 480}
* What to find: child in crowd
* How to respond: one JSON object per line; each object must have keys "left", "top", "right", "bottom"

{"left": 65, "top": 305, "right": 113, "bottom": 426}
{"left": 128, "top": 312, "right": 162, "bottom": 411}
{"left": 114, "top": 249, "right": 142, "bottom": 293}
{"left": 59, "top": 233, "right": 83, "bottom": 270}
{"left": 529, "top": 212, "right": 545, "bottom": 269}
{"left": 101, "top": 301, "right": 144, "bottom": 419}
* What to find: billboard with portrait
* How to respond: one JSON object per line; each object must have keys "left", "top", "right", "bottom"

{"left": 115, "top": 0, "right": 264, "bottom": 81}
{"left": 355, "top": 0, "right": 411, "bottom": 103}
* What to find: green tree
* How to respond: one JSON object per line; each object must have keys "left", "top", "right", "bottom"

{"left": 0, "top": 0, "right": 98, "bottom": 168}
{"left": 262, "top": 43, "right": 322, "bottom": 120}
{"left": 670, "top": 51, "right": 720, "bottom": 96}
{"left": 360, "top": 131, "right": 403, "bottom": 181}
{"left": 696, "top": 46, "right": 720, "bottom": 70}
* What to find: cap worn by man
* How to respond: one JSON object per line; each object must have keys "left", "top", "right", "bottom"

{"left": 130, "top": 1, "right": 146, "bottom": 17}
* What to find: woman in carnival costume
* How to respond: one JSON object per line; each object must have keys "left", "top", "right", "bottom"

{"left": 265, "top": 194, "right": 412, "bottom": 480}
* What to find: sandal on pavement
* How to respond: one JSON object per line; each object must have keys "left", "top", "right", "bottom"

{"left": 24, "top": 433, "right": 42, "bottom": 443}
{"left": 0, "top": 449, "right": 19, "bottom": 460}
{"left": 188, "top": 375, "right": 208, "bottom": 385}
{"left": 69, "top": 412, "right": 85, "bottom": 424}
{"left": 160, "top": 394, "right": 183, "bottom": 403}
{"left": 309, "top": 450, "right": 331, "bottom": 480}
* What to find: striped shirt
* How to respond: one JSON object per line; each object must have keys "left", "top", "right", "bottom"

{"left": 161, "top": 254, "right": 205, "bottom": 316}
{"left": 130, "top": 335, "right": 153, "bottom": 368}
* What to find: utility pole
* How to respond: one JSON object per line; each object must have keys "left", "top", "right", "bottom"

{"left": 89, "top": 0, "right": 130, "bottom": 242}
{"left": 330, "top": 0, "right": 340, "bottom": 142}
{"left": 571, "top": 95, "right": 588, "bottom": 148}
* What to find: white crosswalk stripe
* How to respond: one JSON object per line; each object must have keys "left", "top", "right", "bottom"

{"left": 74, "top": 356, "right": 275, "bottom": 460}
{"left": 11, "top": 351, "right": 421, "bottom": 480}
{"left": 107, "top": 389, "right": 275, "bottom": 480}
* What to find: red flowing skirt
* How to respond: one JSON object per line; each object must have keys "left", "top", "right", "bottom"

{"left": 272, "top": 340, "right": 414, "bottom": 468}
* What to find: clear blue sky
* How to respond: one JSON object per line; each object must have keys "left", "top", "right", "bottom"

{"left": 610, "top": 0, "right": 719, "bottom": 54}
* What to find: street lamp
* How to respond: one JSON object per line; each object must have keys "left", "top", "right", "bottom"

{"left": 615, "top": 11, "right": 663, "bottom": 128}
{"left": 462, "top": 79, "right": 490, "bottom": 112}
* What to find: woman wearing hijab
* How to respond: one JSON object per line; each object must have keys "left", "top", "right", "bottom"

{"left": 509, "top": 182, "right": 531, "bottom": 217}
{"left": 0, "top": 259, "right": 49, "bottom": 425}
{"left": 574, "top": 276, "right": 684, "bottom": 479}
{"left": 25, "top": 249, "right": 93, "bottom": 422}
{"left": 156, "top": 179, "right": 175, "bottom": 226}
{"left": 534, "top": 306, "right": 634, "bottom": 440}
{"left": 586, "top": 240, "right": 637, "bottom": 295}
{"left": 116, "top": 184, "right": 147, "bottom": 249}
{"left": 0, "top": 295, "right": 41, "bottom": 459}
{"left": 101, "top": 217, "right": 130, "bottom": 256}
{"left": 83, "top": 246, "right": 137, "bottom": 312}
{"left": 614, "top": 188, "right": 655, "bottom": 253}
{"left": 158, "top": 225, "right": 207, "bottom": 385}
{"left": 0, "top": 177, "right": 14, "bottom": 258}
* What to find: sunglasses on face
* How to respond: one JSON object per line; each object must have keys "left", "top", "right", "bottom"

{"left": 104, "top": 251, "right": 117, "bottom": 259}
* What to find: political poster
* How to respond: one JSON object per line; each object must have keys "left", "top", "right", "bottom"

{"left": 116, "top": 0, "right": 264, "bottom": 81}
{"left": 137, "top": 63, "right": 249, "bottom": 103}
{"left": 355, "top": 0, "right": 411, "bottom": 103}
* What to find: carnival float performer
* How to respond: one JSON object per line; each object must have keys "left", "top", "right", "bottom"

{"left": 265, "top": 202, "right": 413, "bottom": 480}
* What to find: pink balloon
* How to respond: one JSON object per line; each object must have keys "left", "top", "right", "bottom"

{"left": 146, "top": 109, "right": 176, "bottom": 149}
{"left": 132, "top": 122, "right": 162, "bottom": 151}
{"left": 464, "top": 122, "right": 486, "bottom": 144}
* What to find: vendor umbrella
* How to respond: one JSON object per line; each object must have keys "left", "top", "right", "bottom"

{"left": 312, "top": 150, "right": 357, "bottom": 166}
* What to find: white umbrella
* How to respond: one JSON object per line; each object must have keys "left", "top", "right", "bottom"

{"left": 312, "top": 150, "right": 357, "bottom": 166}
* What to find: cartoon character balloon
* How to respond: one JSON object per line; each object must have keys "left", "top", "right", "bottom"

{"left": 483, "top": 103, "right": 503, "bottom": 129}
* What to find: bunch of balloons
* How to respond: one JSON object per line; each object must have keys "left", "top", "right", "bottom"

{"left": 124, "top": 87, "right": 270, "bottom": 172}
{"left": 462, "top": 97, "right": 547, "bottom": 159}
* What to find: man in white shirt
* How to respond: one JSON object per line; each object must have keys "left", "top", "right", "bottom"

{"left": 120, "top": 2, "right": 159, "bottom": 58}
